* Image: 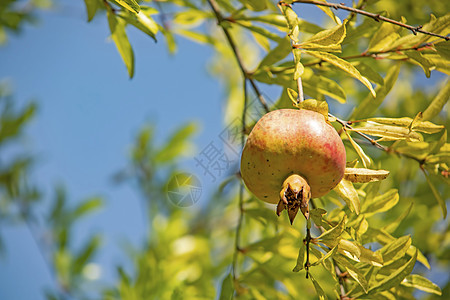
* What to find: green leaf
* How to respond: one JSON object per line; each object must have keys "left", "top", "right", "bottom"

{"left": 73, "top": 235, "right": 101, "bottom": 274}
{"left": 219, "top": 272, "right": 234, "bottom": 300}
{"left": 310, "top": 208, "right": 327, "bottom": 227}
{"left": 383, "top": 203, "right": 413, "bottom": 234}
{"left": 405, "top": 51, "right": 433, "bottom": 78}
{"left": 296, "top": 99, "right": 329, "bottom": 119}
{"left": 107, "top": 7, "right": 135, "bottom": 78}
{"left": 377, "top": 235, "right": 411, "bottom": 263}
{"left": 434, "top": 41, "right": 450, "bottom": 60}
{"left": 344, "top": 130, "right": 372, "bottom": 168}
{"left": 366, "top": 117, "right": 445, "bottom": 134}
{"left": 350, "top": 125, "right": 423, "bottom": 142}
{"left": 334, "top": 254, "right": 369, "bottom": 293}
{"left": 309, "top": 273, "right": 327, "bottom": 300}
{"left": 118, "top": 9, "right": 158, "bottom": 41}
{"left": 312, "top": 244, "right": 338, "bottom": 266}
{"left": 424, "top": 171, "right": 447, "bottom": 218}
{"left": 258, "top": 38, "right": 292, "bottom": 68}
{"left": 302, "top": 70, "right": 346, "bottom": 103}
{"left": 292, "top": 243, "right": 305, "bottom": 272}
{"left": 353, "top": 62, "right": 384, "bottom": 86}
{"left": 367, "top": 22, "right": 400, "bottom": 52}
{"left": 422, "top": 79, "right": 450, "bottom": 121}
{"left": 316, "top": 0, "right": 341, "bottom": 25}
{"left": 72, "top": 197, "right": 103, "bottom": 220}
{"left": 238, "top": 0, "right": 267, "bottom": 11}
{"left": 363, "top": 189, "right": 399, "bottom": 215}
{"left": 154, "top": 123, "right": 197, "bottom": 163}
{"left": 369, "top": 249, "right": 417, "bottom": 294}
{"left": 317, "top": 215, "right": 347, "bottom": 248}
{"left": 235, "top": 21, "right": 283, "bottom": 42}
{"left": 350, "top": 63, "right": 401, "bottom": 119}
{"left": 304, "top": 50, "right": 375, "bottom": 97}
{"left": 234, "top": 14, "right": 288, "bottom": 28}
{"left": 334, "top": 179, "right": 360, "bottom": 214}
{"left": 83, "top": 0, "right": 100, "bottom": 22}
{"left": 401, "top": 274, "right": 442, "bottom": 295}
{"left": 344, "top": 168, "right": 389, "bottom": 183}
{"left": 337, "top": 239, "right": 360, "bottom": 262}
{"left": 359, "top": 245, "right": 383, "bottom": 267}
{"left": 110, "top": 0, "right": 140, "bottom": 14}
{"left": 280, "top": 4, "right": 299, "bottom": 43}
{"left": 298, "top": 20, "right": 347, "bottom": 52}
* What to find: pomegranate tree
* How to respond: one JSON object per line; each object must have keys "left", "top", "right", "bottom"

{"left": 240, "top": 109, "right": 346, "bottom": 224}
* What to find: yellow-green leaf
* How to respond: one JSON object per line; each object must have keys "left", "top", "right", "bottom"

{"left": 317, "top": 215, "right": 346, "bottom": 248}
{"left": 344, "top": 168, "right": 389, "bottom": 183}
{"left": 367, "top": 117, "right": 445, "bottom": 134}
{"left": 84, "top": 0, "right": 100, "bottom": 22}
{"left": 401, "top": 274, "right": 442, "bottom": 295}
{"left": 422, "top": 79, "right": 450, "bottom": 121}
{"left": 304, "top": 50, "right": 375, "bottom": 97}
{"left": 309, "top": 273, "right": 327, "bottom": 300}
{"left": 297, "top": 99, "right": 328, "bottom": 119}
{"left": 368, "top": 22, "right": 400, "bottom": 52}
{"left": 424, "top": 171, "right": 447, "bottom": 218}
{"left": 350, "top": 63, "right": 401, "bottom": 119}
{"left": 350, "top": 125, "right": 423, "bottom": 142}
{"left": 363, "top": 189, "right": 399, "bottom": 215}
{"left": 111, "top": 0, "right": 140, "bottom": 13}
{"left": 334, "top": 179, "right": 360, "bottom": 214}
{"left": 344, "top": 130, "right": 372, "bottom": 168}
{"left": 107, "top": 7, "right": 135, "bottom": 78}
{"left": 334, "top": 254, "right": 369, "bottom": 293}
{"left": 369, "top": 249, "right": 417, "bottom": 294}
{"left": 298, "top": 20, "right": 347, "bottom": 52}
{"left": 292, "top": 243, "right": 305, "bottom": 272}
{"left": 405, "top": 51, "right": 433, "bottom": 78}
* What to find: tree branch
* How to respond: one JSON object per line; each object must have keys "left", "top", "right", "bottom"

{"left": 286, "top": 0, "right": 450, "bottom": 41}
{"left": 232, "top": 79, "right": 248, "bottom": 282}
{"left": 206, "top": 0, "right": 270, "bottom": 113}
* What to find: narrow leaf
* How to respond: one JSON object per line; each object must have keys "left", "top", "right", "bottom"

{"left": 423, "top": 170, "right": 447, "bottom": 218}
{"left": 304, "top": 50, "right": 375, "bottom": 97}
{"left": 363, "top": 189, "right": 399, "bottom": 215}
{"left": 334, "top": 179, "right": 360, "bottom": 214}
{"left": 299, "top": 20, "right": 347, "bottom": 52}
{"left": 383, "top": 203, "right": 413, "bottom": 233}
{"left": 350, "top": 125, "right": 422, "bottom": 142}
{"left": 258, "top": 37, "right": 292, "bottom": 67}
{"left": 377, "top": 235, "right": 411, "bottom": 263}
{"left": 422, "top": 79, "right": 450, "bottom": 121}
{"left": 344, "top": 130, "right": 371, "bottom": 168}
{"left": 84, "top": 0, "right": 100, "bottom": 22}
{"left": 107, "top": 7, "right": 135, "bottom": 78}
{"left": 219, "top": 272, "right": 234, "bottom": 300}
{"left": 351, "top": 63, "right": 401, "bottom": 119}
{"left": 111, "top": 0, "right": 140, "bottom": 13}
{"left": 309, "top": 273, "right": 327, "bottom": 300}
{"left": 293, "top": 243, "right": 306, "bottom": 272}
{"left": 405, "top": 51, "right": 433, "bottom": 78}
{"left": 401, "top": 274, "right": 442, "bottom": 295}
{"left": 317, "top": 215, "right": 347, "bottom": 247}
{"left": 344, "top": 168, "right": 389, "bottom": 183}
{"left": 369, "top": 249, "right": 417, "bottom": 294}
{"left": 334, "top": 254, "right": 369, "bottom": 293}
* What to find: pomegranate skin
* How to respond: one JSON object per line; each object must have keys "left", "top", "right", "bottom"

{"left": 240, "top": 109, "right": 346, "bottom": 204}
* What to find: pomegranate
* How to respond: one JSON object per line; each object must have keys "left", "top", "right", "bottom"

{"left": 240, "top": 109, "right": 346, "bottom": 224}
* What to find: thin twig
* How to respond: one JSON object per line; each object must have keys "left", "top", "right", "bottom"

{"left": 285, "top": 0, "right": 450, "bottom": 41}
{"left": 310, "top": 199, "right": 347, "bottom": 299}
{"left": 232, "top": 79, "right": 249, "bottom": 282}
{"left": 301, "top": 42, "right": 436, "bottom": 67}
{"left": 329, "top": 113, "right": 388, "bottom": 151}
{"left": 206, "top": 0, "right": 270, "bottom": 113}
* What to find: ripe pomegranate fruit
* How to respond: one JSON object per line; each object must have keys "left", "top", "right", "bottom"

{"left": 240, "top": 109, "right": 346, "bottom": 224}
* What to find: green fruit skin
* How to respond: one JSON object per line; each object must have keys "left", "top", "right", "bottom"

{"left": 240, "top": 109, "right": 346, "bottom": 204}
